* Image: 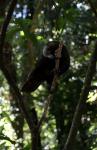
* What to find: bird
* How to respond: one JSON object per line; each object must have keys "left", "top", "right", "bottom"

{"left": 21, "top": 41, "right": 70, "bottom": 92}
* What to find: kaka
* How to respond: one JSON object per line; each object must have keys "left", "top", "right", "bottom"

{"left": 21, "top": 41, "right": 70, "bottom": 92}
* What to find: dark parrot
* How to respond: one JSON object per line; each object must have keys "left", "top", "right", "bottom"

{"left": 21, "top": 41, "right": 70, "bottom": 92}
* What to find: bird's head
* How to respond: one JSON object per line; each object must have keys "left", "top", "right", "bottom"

{"left": 43, "top": 41, "right": 60, "bottom": 59}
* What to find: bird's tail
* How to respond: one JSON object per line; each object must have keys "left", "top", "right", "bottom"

{"left": 21, "top": 74, "right": 41, "bottom": 93}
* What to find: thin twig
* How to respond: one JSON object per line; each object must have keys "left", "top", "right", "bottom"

{"left": 38, "top": 42, "right": 63, "bottom": 129}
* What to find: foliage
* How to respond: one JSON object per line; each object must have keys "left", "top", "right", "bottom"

{"left": 0, "top": 0, "right": 97, "bottom": 149}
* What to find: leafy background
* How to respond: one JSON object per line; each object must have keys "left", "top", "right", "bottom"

{"left": 0, "top": 0, "right": 97, "bottom": 149}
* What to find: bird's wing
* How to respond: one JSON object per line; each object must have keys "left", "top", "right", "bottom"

{"left": 21, "top": 57, "right": 51, "bottom": 92}
{"left": 21, "top": 71, "right": 42, "bottom": 92}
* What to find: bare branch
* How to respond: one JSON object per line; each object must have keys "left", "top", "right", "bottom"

{"left": 0, "top": 0, "right": 17, "bottom": 57}
{"left": 63, "top": 1, "right": 97, "bottom": 148}
{"left": 0, "top": 0, "right": 34, "bottom": 133}
{"left": 63, "top": 41, "right": 97, "bottom": 150}
{"left": 38, "top": 42, "right": 63, "bottom": 129}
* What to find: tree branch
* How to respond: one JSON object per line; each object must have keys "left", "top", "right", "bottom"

{"left": 38, "top": 42, "right": 63, "bottom": 129}
{"left": 0, "top": 0, "right": 34, "bottom": 133}
{"left": 0, "top": 0, "right": 17, "bottom": 57}
{"left": 63, "top": 1, "right": 97, "bottom": 148}
{"left": 63, "top": 41, "right": 97, "bottom": 150}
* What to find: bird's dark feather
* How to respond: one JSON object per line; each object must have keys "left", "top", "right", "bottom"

{"left": 21, "top": 41, "right": 70, "bottom": 92}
